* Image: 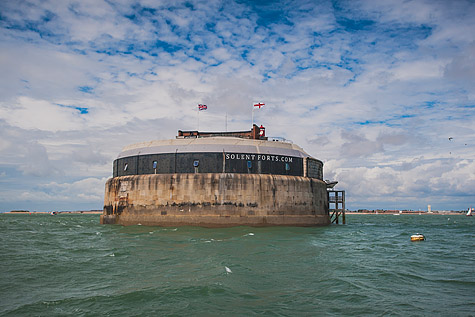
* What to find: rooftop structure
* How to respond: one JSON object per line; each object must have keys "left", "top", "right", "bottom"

{"left": 178, "top": 124, "right": 267, "bottom": 140}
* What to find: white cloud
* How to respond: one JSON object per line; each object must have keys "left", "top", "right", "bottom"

{"left": 444, "top": 42, "right": 475, "bottom": 83}
{"left": 0, "top": 97, "right": 85, "bottom": 132}
{"left": 0, "top": 177, "right": 108, "bottom": 204}
{"left": 0, "top": 0, "right": 474, "bottom": 211}
{"left": 391, "top": 59, "right": 446, "bottom": 81}
{"left": 42, "top": 177, "right": 108, "bottom": 201}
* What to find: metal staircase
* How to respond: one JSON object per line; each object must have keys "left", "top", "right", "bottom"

{"left": 328, "top": 190, "right": 345, "bottom": 224}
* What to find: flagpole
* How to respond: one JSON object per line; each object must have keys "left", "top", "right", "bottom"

{"left": 225, "top": 112, "right": 228, "bottom": 132}
{"left": 252, "top": 103, "right": 264, "bottom": 127}
{"left": 251, "top": 106, "right": 254, "bottom": 127}
{"left": 197, "top": 106, "right": 199, "bottom": 131}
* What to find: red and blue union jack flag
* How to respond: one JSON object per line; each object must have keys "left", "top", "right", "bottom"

{"left": 198, "top": 104, "right": 207, "bottom": 111}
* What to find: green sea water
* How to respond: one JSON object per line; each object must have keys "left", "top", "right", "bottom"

{"left": 0, "top": 213, "right": 473, "bottom": 316}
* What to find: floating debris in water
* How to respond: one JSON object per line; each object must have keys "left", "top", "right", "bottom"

{"left": 225, "top": 266, "right": 232, "bottom": 274}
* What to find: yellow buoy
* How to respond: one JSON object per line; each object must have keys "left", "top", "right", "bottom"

{"left": 411, "top": 234, "right": 425, "bottom": 242}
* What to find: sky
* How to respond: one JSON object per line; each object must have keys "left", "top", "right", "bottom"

{"left": 0, "top": 0, "right": 474, "bottom": 212}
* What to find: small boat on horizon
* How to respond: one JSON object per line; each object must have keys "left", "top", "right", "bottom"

{"left": 467, "top": 208, "right": 473, "bottom": 216}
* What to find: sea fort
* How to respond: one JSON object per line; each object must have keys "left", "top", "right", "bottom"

{"left": 101, "top": 125, "right": 335, "bottom": 227}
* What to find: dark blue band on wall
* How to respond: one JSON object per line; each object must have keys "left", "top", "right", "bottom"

{"left": 113, "top": 152, "right": 322, "bottom": 179}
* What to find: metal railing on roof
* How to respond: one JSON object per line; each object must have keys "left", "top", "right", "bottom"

{"left": 267, "top": 137, "right": 293, "bottom": 143}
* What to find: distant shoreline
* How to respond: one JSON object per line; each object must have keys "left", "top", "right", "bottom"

{"left": 4, "top": 210, "right": 102, "bottom": 214}
{"left": 3, "top": 211, "right": 466, "bottom": 215}
{"left": 345, "top": 211, "right": 465, "bottom": 215}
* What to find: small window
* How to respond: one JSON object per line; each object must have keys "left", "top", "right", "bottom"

{"left": 285, "top": 163, "right": 290, "bottom": 171}
{"left": 193, "top": 160, "right": 199, "bottom": 167}
{"left": 152, "top": 161, "right": 157, "bottom": 169}
{"left": 124, "top": 163, "right": 128, "bottom": 171}
{"left": 247, "top": 161, "right": 252, "bottom": 169}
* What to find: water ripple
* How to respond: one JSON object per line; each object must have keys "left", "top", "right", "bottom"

{"left": 0, "top": 214, "right": 473, "bottom": 316}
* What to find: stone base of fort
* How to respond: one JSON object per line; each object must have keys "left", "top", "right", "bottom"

{"left": 101, "top": 173, "right": 330, "bottom": 227}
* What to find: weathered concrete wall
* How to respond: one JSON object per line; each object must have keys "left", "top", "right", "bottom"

{"left": 101, "top": 173, "right": 329, "bottom": 227}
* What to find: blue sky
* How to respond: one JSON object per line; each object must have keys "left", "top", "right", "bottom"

{"left": 0, "top": 0, "right": 474, "bottom": 212}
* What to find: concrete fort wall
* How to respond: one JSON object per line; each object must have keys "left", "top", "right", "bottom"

{"left": 101, "top": 173, "right": 329, "bottom": 227}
